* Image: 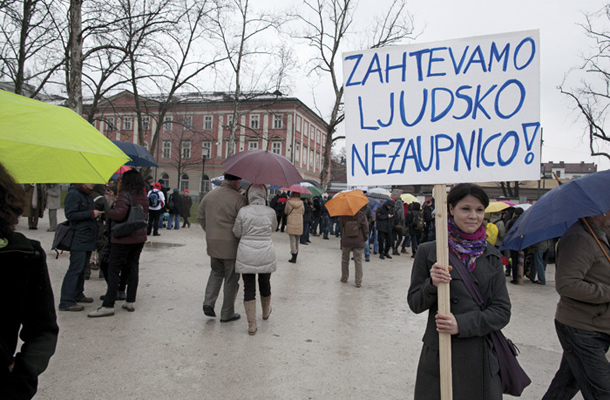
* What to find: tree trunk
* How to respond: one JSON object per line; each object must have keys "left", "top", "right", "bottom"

{"left": 67, "top": 0, "right": 83, "bottom": 114}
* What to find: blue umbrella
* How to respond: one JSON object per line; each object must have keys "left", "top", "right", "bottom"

{"left": 112, "top": 140, "right": 158, "bottom": 167}
{"left": 501, "top": 169, "right": 610, "bottom": 251}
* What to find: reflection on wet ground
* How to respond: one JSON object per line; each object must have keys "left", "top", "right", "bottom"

{"left": 144, "top": 241, "right": 185, "bottom": 250}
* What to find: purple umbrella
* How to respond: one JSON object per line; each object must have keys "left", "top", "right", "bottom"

{"left": 222, "top": 150, "right": 303, "bottom": 187}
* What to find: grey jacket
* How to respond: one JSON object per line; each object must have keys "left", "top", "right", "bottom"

{"left": 408, "top": 241, "right": 511, "bottom": 400}
{"left": 555, "top": 220, "right": 610, "bottom": 335}
{"left": 197, "top": 180, "right": 246, "bottom": 259}
{"left": 45, "top": 184, "right": 61, "bottom": 210}
{"left": 233, "top": 185, "right": 278, "bottom": 274}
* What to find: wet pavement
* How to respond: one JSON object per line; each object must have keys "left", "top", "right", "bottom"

{"left": 15, "top": 214, "right": 587, "bottom": 400}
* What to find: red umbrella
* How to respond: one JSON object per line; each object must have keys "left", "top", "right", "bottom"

{"left": 222, "top": 149, "right": 303, "bottom": 187}
{"left": 111, "top": 165, "right": 132, "bottom": 181}
{"left": 279, "top": 184, "right": 311, "bottom": 195}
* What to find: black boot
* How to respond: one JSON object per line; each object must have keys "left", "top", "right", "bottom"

{"left": 289, "top": 253, "right": 298, "bottom": 263}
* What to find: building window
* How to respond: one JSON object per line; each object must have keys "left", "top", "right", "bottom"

{"left": 164, "top": 116, "right": 172, "bottom": 131}
{"left": 303, "top": 146, "right": 308, "bottom": 167}
{"left": 272, "top": 142, "right": 281, "bottom": 154}
{"left": 180, "top": 174, "right": 189, "bottom": 191}
{"left": 248, "top": 141, "right": 259, "bottom": 150}
{"left": 123, "top": 116, "right": 132, "bottom": 130}
{"left": 162, "top": 141, "right": 171, "bottom": 159}
{"left": 310, "top": 149, "right": 314, "bottom": 170}
{"left": 161, "top": 173, "right": 169, "bottom": 188}
{"left": 310, "top": 125, "right": 315, "bottom": 138}
{"left": 202, "top": 142, "right": 211, "bottom": 159}
{"left": 317, "top": 130, "right": 321, "bottom": 143}
{"left": 204, "top": 115, "right": 212, "bottom": 130}
{"left": 183, "top": 115, "right": 192, "bottom": 129}
{"left": 295, "top": 143, "right": 300, "bottom": 163}
{"left": 141, "top": 116, "right": 150, "bottom": 130}
{"left": 250, "top": 114, "right": 260, "bottom": 129}
{"left": 316, "top": 152, "right": 320, "bottom": 171}
{"left": 181, "top": 141, "right": 191, "bottom": 159}
{"left": 273, "top": 114, "right": 283, "bottom": 129}
{"left": 225, "top": 114, "right": 234, "bottom": 130}
{"left": 296, "top": 115, "right": 301, "bottom": 132}
{"left": 304, "top": 121, "right": 308, "bottom": 136}
{"left": 106, "top": 117, "right": 115, "bottom": 131}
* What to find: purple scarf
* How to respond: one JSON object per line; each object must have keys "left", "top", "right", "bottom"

{"left": 447, "top": 218, "right": 487, "bottom": 272}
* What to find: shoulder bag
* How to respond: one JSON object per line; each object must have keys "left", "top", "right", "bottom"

{"left": 52, "top": 221, "right": 74, "bottom": 259}
{"left": 448, "top": 252, "right": 531, "bottom": 396}
{"left": 112, "top": 192, "right": 148, "bottom": 239}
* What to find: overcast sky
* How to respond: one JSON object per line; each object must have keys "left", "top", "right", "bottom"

{"left": 284, "top": 0, "right": 610, "bottom": 171}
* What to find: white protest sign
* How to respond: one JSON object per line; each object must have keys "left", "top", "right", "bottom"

{"left": 343, "top": 30, "right": 540, "bottom": 186}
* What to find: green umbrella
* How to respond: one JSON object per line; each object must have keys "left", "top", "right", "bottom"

{"left": 0, "top": 90, "right": 130, "bottom": 183}
{"left": 301, "top": 184, "right": 325, "bottom": 198}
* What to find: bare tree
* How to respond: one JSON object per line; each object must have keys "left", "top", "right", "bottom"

{"left": 208, "top": 0, "right": 292, "bottom": 157}
{"left": 291, "top": 0, "right": 415, "bottom": 187}
{"left": 561, "top": 5, "right": 610, "bottom": 161}
{"left": 0, "top": 0, "right": 67, "bottom": 96}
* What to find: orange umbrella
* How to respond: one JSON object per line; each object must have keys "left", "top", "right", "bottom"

{"left": 325, "top": 189, "right": 369, "bottom": 216}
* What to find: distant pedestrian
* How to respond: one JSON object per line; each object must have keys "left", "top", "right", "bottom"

{"left": 376, "top": 199, "right": 395, "bottom": 260}
{"left": 300, "top": 198, "right": 313, "bottom": 245}
{"left": 0, "top": 162, "right": 59, "bottom": 400}
{"left": 181, "top": 189, "right": 192, "bottom": 228}
{"left": 339, "top": 207, "right": 369, "bottom": 287}
{"left": 233, "top": 184, "right": 277, "bottom": 335}
{"left": 22, "top": 183, "right": 46, "bottom": 230}
{"left": 58, "top": 183, "right": 103, "bottom": 311}
{"left": 197, "top": 173, "right": 246, "bottom": 323}
{"left": 284, "top": 192, "right": 304, "bottom": 263}
{"left": 146, "top": 182, "right": 165, "bottom": 237}
{"left": 167, "top": 188, "right": 182, "bottom": 230}
{"left": 45, "top": 183, "right": 61, "bottom": 232}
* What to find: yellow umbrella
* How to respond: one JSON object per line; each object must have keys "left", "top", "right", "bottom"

{"left": 0, "top": 90, "right": 130, "bottom": 183}
{"left": 400, "top": 193, "right": 420, "bottom": 204}
{"left": 485, "top": 201, "right": 511, "bottom": 213}
{"left": 325, "top": 189, "right": 369, "bottom": 216}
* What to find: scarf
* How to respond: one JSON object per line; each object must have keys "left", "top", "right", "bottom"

{"left": 447, "top": 218, "right": 488, "bottom": 272}
{"left": 76, "top": 183, "right": 93, "bottom": 195}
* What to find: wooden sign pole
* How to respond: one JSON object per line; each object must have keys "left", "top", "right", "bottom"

{"left": 433, "top": 184, "right": 452, "bottom": 400}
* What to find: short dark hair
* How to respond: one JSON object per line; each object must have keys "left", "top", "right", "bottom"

{"left": 447, "top": 183, "right": 489, "bottom": 212}
{"left": 120, "top": 169, "right": 146, "bottom": 194}
{"left": 0, "top": 162, "right": 25, "bottom": 237}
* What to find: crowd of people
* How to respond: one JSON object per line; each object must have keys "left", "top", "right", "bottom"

{"left": 3, "top": 162, "right": 609, "bottom": 399}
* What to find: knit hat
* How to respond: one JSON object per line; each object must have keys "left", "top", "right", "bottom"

{"left": 153, "top": 182, "right": 162, "bottom": 190}
{"left": 184, "top": 190, "right": 189, "bottom": 194}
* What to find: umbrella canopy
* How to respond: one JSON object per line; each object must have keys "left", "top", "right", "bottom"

{"left": 280, "top": 184, "right": 311, "bottom": 195}
{"left": 325, "top": 189, "right": 369, "bottom": 216}
{"left": 222, "top": 149, "right": 303, "bottom": 187}
{"left": 366, "top": 191, "right": 391, "bottom": 200}
{"left": 368, "top": 187, "right": 391, "bottom": 197}
{"left": 112, "top": 140, "right": 158, "bottom": 167}
{"left": 0, "top": 90, "right": 130, "bottom": 183}
{"left": 111, "top": 165, "right": 132, "bottom": 181}
{"left": 300, "top": 183, "right": 325, "bottom": 198}
{"left": 400, "top": 193, "right": 420, "bottom": 204}
{"left": 514, "top": 203, "right": 532, "bottom": 211}
{"left": 501, "top": 169, "right": 610, "bottom": 251}
{"left": 500, "top": 200, "right": 516, "bottom": 207}
{"left": 486, "top": 201, "right": 511, "bottom": 213}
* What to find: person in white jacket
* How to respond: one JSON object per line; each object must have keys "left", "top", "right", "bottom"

{"left": 233, "top": 184, "right": 278, "bottom": 335}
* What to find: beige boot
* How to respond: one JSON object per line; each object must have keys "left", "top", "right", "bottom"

{"left": 261, "top": 295, "right": 272, "bottom": 320}
{"left": 244, "top": 300, "right": 257, "bottom": 335}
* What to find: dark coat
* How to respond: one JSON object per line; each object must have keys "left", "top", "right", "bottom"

{"left": 407, "top": 241, "right": 510, "bottom": 400}
{"left": 64, "top": 184, "right": 98, "bottom": 251}
{"left": 0, "top": 232, "right": 58, "bottom": 400}
{"left": 302, "top": 200, "right": 313, "bottom": 223}
{"left": 107, "top": 189, "right": 149, "bottom": 244}
{"left": 181, "top": 194, "right": 193, "bottom": 218}
{"left": 168, "top": 191, "right": 182, "bottom": 214}
{"left": 339, "top": 210, "right": 369, "bottom": 249}
{"left": 375, "top": 200, "right": 395, "bottom": 233}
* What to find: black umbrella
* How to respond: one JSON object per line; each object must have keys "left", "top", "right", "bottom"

{"left": 112, "top": 140, "right": 158, "bottom": 167}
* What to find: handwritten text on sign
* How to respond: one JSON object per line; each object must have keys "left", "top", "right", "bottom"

{"left": 342, "top": 30, "right": 540, "bottom": 185}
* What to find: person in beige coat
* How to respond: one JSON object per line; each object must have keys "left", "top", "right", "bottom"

{"left": 197, "top": 173, "right": 246, "bottom": 323}
{"left": 284, "top": 192, "right": 304, "bottom": 263}
{"left": 45, "top": 184, "right": 61, "bottom": 231}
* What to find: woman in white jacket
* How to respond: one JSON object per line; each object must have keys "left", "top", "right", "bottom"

{"left": 233, "top": 184, "right": 278, "bottom": 335}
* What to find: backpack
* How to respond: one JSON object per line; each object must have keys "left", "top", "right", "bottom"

{"left": 148, "top": 190, "right": 160, "bottom": 208}
{"left": 413, "top": 212, "right": 424, "bottom": 231}
{"left": 345, "top": 220, "right": 359, "bottom": 237}
{"left": 168, "top": 194, "right": 175, "bottom": 212}
{"left": 51, "top": 221, "right": 74, "bottom": 259}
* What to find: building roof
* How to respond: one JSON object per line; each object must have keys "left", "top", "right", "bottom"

{"left": 541, "top": 161, "right": 597, "bottom": 174}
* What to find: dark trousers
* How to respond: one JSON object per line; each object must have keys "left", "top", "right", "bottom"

{"left": 378, "top": 231, "right": 391, "bottom": 255}
{"left": 100, "top": 243, "right": 129, "bottom": 291}
{"left": 542, "top": 319, "right": 610, "bottom": 400}
{"left": 276, "top": 213, "right": 286, "bottom": 231}
{"left": 311, "top": 217, "right": 320, "bottom": 235}
{"left": 147, "top": 209, "right": 162, "bottom": 234}
{"left": 300, "top": 221, "right": 310, "bottom": 243}
{"left": 321, "top": 215, "right": 330, "bottom": 238}
{"left": 242, "top": 273, "right": 271, "bottom": 301}
{"left": 59, "top": 250, "right": 92, "bottom": 308}
{"left": 410, "top": 231, "right": 420, "bottom": 254}
{"left": 102, "top": 242, "right": 144, "bottom": 307}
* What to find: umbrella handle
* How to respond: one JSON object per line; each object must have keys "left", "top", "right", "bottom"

{"left": 581, "top": 217, "right": 610, "bottom": 265}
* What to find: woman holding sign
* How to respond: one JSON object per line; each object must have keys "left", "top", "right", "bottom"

{"left": 407, "top": 183, "right": 511, "bottom": 399}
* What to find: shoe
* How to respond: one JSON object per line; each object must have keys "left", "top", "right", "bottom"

{"left": 174, "top": 228, "right": 179, "bottom": 230}
{"left": 153, "top": 233, "right": 161, "bottom": 236}
{"left": 100, "top": 295, "right": 106, "bottom": 300}
{"left": 244, "top": 301, "right": 257, "bottom": 335}
{"left": 289, "top": 253, "right": 298, "bottom": 263}
{"left": 47, "top": 228, "right": 56, "bottom": 232}
{"left": 307, "top": 240, "right": 311, "bottom": 243}
{"left": 510, "top": 279, "right": 519, "bottom": 285}
{"left": 323, "top": 237, "right": 329, "bottom": 240}
{"left": 300, "top": 242, "right": 308, "bottom": 245}
{"left": 59, "top": 304, "right": 84, "bottom": 312}
{"left": 411, "top": 254, "right": 416, "bottom": 258}
{"left": 77, "top": 296, "right": 94, "bottom": 303}
{"left": 89, "top": 262, "right": 99, "bottom": 270}
{"left": 340, "top": 278, "right": 347, "bottom": 283}
{"left": 220, "top": 313, "right": 241, "bottom": 323}
{"left": 384, "top": 253, "right": 392, "bottom": 259}
{"left": 401, "top": 248, "right": 407, "bottom": 254}
{"left": 261, "top": 295, "right": 272, "bottom": 320}
{"left": 380, "top": 255, "right": 385, "bottom": 260}
{"left": 532, "top": 280, "right": 546, "bottom": 285}
{"left": 365, "top": 257, "right": 370, "bottom": 262}
{"left": 118, "top": 291, "right": 126, "bottom": 300}
{"left": 505, "top": 270, "right": 511, "bottom": 277}
{"left": 29, "top": 227, "right": 38, "bottom": 230}
{"left": 87, "top": 306, "right": 115, "bottom": 318}
{"left": 203, "top": 304, "right": 216, "bottom": 317}
{"left": 355, "top": 283, "right": 362, "bottom": 288}
{"left": 392, "top": 250, "right": 400, "bottom": 256}
{"left": 122, "top": 302, "right": 135, "bottom": 312}
{"left": 373, "top": 251, "right": 378, "bottom": 255}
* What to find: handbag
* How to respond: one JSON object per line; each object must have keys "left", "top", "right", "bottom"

{"left": 52, "top": 220, "right": 74, "bottom": 259}
{"left": 393, "top": 224, "right": 403, "bottom": 233}
{"left": 112, "top": 192, "right": 148, "bottom": 239}
{"left": 448, "top": 252, "right": 531, "bottom": 396}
